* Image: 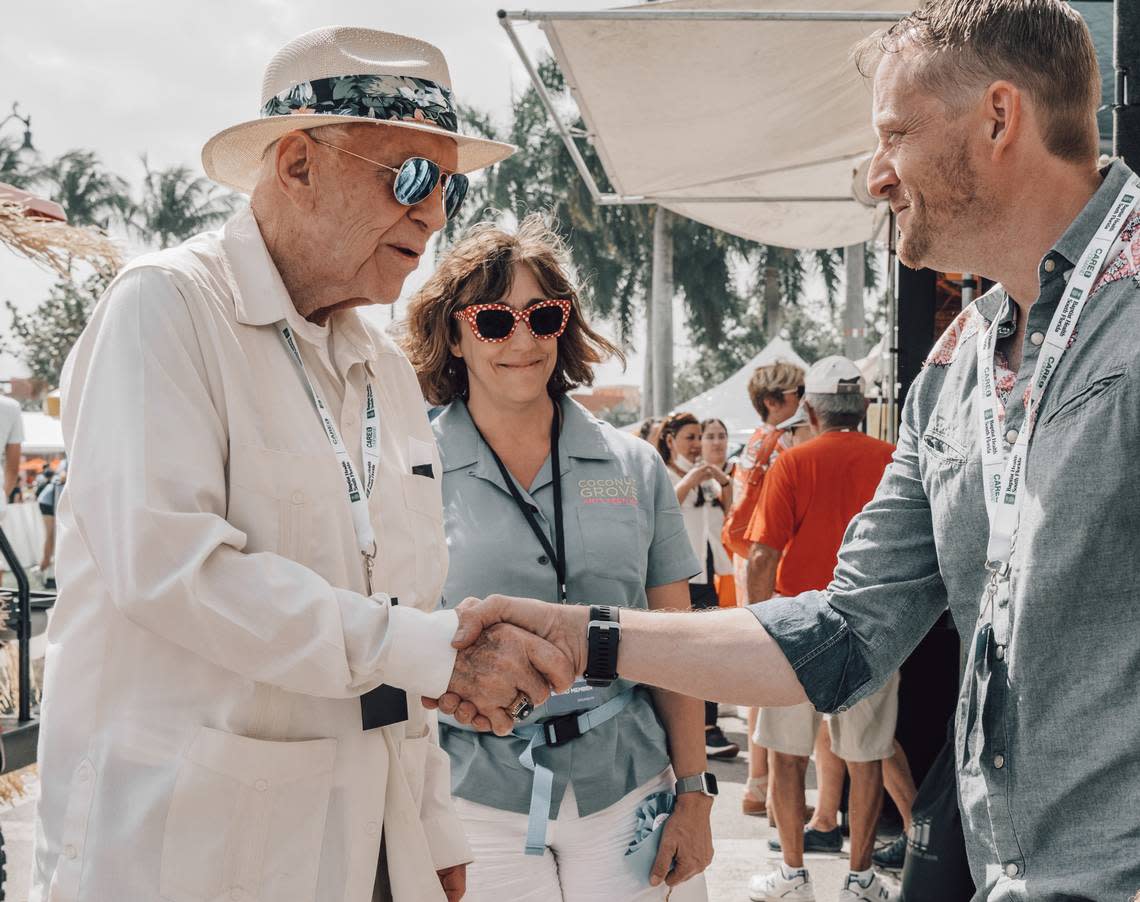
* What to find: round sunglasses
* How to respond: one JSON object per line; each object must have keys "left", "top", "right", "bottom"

{"left": 453, "top": 300, "right": 573, "bottom": 343}
{"left": 311, "top": 138, "right": 469, "bottom": 220}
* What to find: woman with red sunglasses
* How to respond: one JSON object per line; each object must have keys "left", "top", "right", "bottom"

{"left": 404, "top": 216, "right": 712, "bottom": 902}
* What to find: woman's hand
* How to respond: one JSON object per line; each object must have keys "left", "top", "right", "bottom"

{"left": 437, "top": 863, "right": 466, "bottom": 901}
{"left": 649, "top": 793, "right": 715, "bottom": 887}
{"left": 700, "top": 463, "right": 730, "bottom": 487}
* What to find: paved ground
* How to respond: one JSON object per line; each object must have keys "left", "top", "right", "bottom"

{"left": 0, "top": 709, "right": 901, "bottom": 901}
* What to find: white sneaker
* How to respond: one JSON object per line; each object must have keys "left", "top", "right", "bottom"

{"left": 747, "top": 865, "right": 816, "bottom": 901}
{"left": 837, "top": 870, "right": 899, "bottom": 902}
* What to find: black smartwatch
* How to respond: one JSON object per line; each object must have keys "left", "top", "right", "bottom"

{"left": 675, "top": 772, "right": 719, "bottom": 798}
{"left": 584, "top": 605, "right": 621, "bottom": 687}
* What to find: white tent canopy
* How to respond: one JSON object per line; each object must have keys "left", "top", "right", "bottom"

{"left": 20, "top": 411, "right": 65, "bottom": 455}
{"left": 523, "top": 0, "right": 907, "bottom": 248}
{"left": 675, "top": 337, "right": 809, "bottom": 435}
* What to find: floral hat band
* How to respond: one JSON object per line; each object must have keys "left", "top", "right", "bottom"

{"left": 261, "top": 74, "right": 458, "bottom": 133}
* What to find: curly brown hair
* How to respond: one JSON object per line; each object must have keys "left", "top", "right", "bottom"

{"left": 403, "top": 215, "right": 624, "bottom": 406}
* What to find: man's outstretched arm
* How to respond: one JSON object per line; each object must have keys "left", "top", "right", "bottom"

{"left": 441, "top": 596, "right": 807, "bottom": 721}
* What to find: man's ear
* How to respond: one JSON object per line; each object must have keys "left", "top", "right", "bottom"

{"left": 273, "top": 131, "right": 320, "bottom": 209}
{"left": 983, "top": 81, "right": 1022, "bottom": 162}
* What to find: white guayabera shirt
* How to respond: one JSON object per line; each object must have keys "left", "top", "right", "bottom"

{"left": 32, "top": 207, "right": 469, "bottom": 902}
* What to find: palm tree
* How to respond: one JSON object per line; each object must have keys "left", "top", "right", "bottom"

{"left": 35, "top": 149, "right": 131, "bottom": 230}
{"left": 0, "top": 136, "right": 37, "bottom": 189}
{"left": 131, "top": 156, "right": 236, "bottom": 248}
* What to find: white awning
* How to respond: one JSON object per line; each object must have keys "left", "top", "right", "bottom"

{"left": 513, "top": 0, "right": 909, "bottom": 248}
{"left": 19, "top": 411, "right": 65, "bottom": 455}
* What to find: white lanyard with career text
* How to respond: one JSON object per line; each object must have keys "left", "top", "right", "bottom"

{"left": 975, "top": 174, "right": 1140, "bottom": 574}
{"left": 277, "top": 323, "right": 380, "bottom": 590}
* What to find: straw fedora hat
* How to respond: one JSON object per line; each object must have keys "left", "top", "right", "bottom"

{"left": 202, "top": 26, "right": 516, "bottom": 194}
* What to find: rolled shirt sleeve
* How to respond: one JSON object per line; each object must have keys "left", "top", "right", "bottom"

{"left": 644, "top": 455, "right": 701, "bottom": 587}
{"left": 61, "top": 267, "right": 458, "bottom": 700}
{"left": 747, "top": 387, "right": 949, "bottom": 713}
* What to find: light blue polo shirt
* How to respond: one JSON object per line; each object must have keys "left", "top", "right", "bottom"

{"left": 433, "top": 396, "right": 699, "bottom": 818}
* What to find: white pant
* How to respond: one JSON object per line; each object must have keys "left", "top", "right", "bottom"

{"left": 455, "top": 769, "right": 709, "bottom": 902}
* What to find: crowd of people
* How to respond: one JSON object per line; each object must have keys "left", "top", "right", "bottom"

{"left": 14, "top": 1, "right": 1140, "bottom": 900}
{"left": 635, "top": 353, "right": 910, "bottom": 900}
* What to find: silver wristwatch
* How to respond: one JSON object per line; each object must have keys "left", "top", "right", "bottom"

{"left": 675, "top": 772, "right": 719, "bottom": 797}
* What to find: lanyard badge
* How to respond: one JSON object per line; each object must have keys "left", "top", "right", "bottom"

{"left": 277, "top": 324, "right": 380, "bottom": 591}
{"left": 975, "top": 174, "right": 1140, "bottom": 580}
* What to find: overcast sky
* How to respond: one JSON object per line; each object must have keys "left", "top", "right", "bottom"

{"left": 0, "top": 0, "right": 646, "bottom": 384}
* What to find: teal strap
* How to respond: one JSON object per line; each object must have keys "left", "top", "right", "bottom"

{"left": 439, "top": 689, "right": 635, "bottom": 855}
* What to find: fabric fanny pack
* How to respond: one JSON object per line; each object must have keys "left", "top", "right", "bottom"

{"left": 440, "top": 684, "right": 635, "bottom": 855}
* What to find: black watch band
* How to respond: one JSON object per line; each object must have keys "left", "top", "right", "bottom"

{"left": 584, "top": 605, "right": 621, "bottom": 687}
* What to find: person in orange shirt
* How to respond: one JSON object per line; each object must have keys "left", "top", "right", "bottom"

{"left": 744, "top": 357, "right": 899, "bottom": 902}
{"left": 723, "top": 362, "right": 805, "bottom": 817}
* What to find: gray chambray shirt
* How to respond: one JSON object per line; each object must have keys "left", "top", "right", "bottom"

{"left": 750, "top": 160, "right": 1140, "bottom": 900}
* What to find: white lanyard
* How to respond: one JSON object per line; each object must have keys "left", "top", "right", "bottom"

{"left": 976, "top": 174, "right": 1140, "bottom": 572}
{"left": 277, "top": 323, "right": 380, "bottom": 587}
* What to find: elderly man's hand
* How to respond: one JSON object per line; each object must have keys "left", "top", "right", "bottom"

{"left": 424, "top": 596, "right": 590, "bottom": 730}
{"left": 439, "top": 620, "right": 576, "bottom": 735}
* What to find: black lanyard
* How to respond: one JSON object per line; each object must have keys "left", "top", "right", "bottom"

{"left": 474, "top": 400, "right": 567, "bottom": 602}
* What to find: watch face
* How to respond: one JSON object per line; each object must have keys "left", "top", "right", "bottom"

{"left": 705, "top": 772, "right": 719, "bottom": 795}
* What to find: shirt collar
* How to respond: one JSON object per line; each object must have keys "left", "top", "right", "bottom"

{"left": 438, "top": 395, "right": 616, "bottom": 474}
{"left": 1050, "top": 158, "right": 1135, "bottom": 270}
{"left": 974, "top": 159, "right": 1136, "bottom": 333}
{"left": 221, "top": 206, "right": 381, "bottom": 368}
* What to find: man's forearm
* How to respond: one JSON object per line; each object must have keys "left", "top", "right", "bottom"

{"left": 615, "top": 608, "right": 807, "bottom": 707}
{"left": 4, "top": 445, "right": 20, "bottom": 498}
{"left": 746, "top": 543, "right": 780, "bottom": 603}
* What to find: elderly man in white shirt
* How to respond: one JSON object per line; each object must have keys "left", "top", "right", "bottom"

{"left": 32, "top": 27, "right": 574, "bottom": 902}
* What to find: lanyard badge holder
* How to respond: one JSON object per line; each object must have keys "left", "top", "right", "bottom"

{"left": 973, "top": 175, "right": 1140, "bottom": 637}
{"left": 277, "top": 324, "right": 405, "bottom": 730}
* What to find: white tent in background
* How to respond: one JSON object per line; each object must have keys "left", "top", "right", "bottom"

{"left": 856, "top": 333, "right": 890, "bottom": 391}
{"left": 20, "top": 411, "right": 65, "bottom": 455}
{"left": 676, "top": 337, "right": 810, "bottom": 436}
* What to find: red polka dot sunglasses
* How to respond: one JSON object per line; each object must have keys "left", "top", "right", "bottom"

{"left": 453, "top": 299, "right": 573, "bottom": 343}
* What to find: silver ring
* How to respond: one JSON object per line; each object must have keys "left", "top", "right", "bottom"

{"left": 507, "top": 693, "right": 534, "bottom": 721}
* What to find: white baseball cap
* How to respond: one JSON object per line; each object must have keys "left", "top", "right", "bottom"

{"left": 804, "top": 356, "right": 865, "bottom": 396}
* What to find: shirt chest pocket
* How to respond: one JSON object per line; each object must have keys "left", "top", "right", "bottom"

{"left": 574, "top": 504, "right": 650, "bottom": 589}
{"left": 1036, "top": 365, "right": 1128, "bottom": 430}
{"left": 227, "top": 442, "right": 343, "bottom": 569}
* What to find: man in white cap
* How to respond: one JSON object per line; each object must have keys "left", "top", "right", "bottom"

{"left": 34, "top": 26, "right": 572, "bottom": 902}
{"left": 742, "top": 357, "right": 898, "bottom": 902}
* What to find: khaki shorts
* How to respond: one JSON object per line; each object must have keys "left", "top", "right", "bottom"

{"left": 755, "top": 672, "right": 900, "bottom": 763}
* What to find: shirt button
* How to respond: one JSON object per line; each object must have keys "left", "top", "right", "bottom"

{"left": 537, "top": 555, "right": 549, "bottom": 565}
{"left": 1043, "top": 258, "right": 1056, "bottom": 273}
{"left": 993, "top": 754, "right": 1005, "bottom": 769}
{"left": 1005, "top": 429, "right": 1019, "bottom": 444}
{"left": 254, "top": 778, "right": 269, "bottom": 792}
{"left": 63, "top": 844, "right": 77, "bottom": 860}
{"left": 291, "top": 490, "right": 305, "bottom": 504}
{"left": 1005, "top": 863, "right": 1019, "bottom": 878}
{"left": 366, "top": 820, "right": 380, "bottom": 835}
{"left": 1030, "top": 331, "right": 1044, "bottom": 346}
{"left": 995, "top": 645, "right": 1006, "bottom": 661}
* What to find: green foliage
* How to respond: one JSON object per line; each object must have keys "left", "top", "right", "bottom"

{"left": 0, "top": 137, "right": 36, "bottom": 189}
{"left": 34, "top": 150, "right": 131, "bottom": 229}
{"left": 0, "top": 268, "right": 114, "bottom": 386}
{"left": 130, "top": 156, "right": 238, "bottom": 249}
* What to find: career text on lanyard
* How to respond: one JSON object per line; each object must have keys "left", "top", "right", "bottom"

{"left": 277, "top": 324, "right": 380, "bottom": 593}
{"left": 975, "top": 174, "right": 1140, "bottom": 598}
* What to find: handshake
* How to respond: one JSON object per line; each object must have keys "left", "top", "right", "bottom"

{"left": 424, "top": 595, "right": 593, "bottom": 735}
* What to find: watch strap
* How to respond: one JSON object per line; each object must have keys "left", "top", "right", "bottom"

{"left": 675, "top": 772, "right": 718, "bottom": 796}
{"left": 584, "top": 605, "right": 620, "bottom": 687}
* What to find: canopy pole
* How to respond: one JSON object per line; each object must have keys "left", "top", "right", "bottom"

{"left": 641, "top": 300, "right": 655, "bottom": 418}
{"left": 843, "top": 243, "right": 867, "bottom": 359}
{"left": 651, "top": 207, "right": 675, "bottom": 416}
{"left": 1115, "top": 0, "right": 1140, "bottom": 167}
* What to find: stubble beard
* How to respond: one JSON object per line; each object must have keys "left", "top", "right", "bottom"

{"left": 897, "top": 136, "right": 984, "bottom": 273}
